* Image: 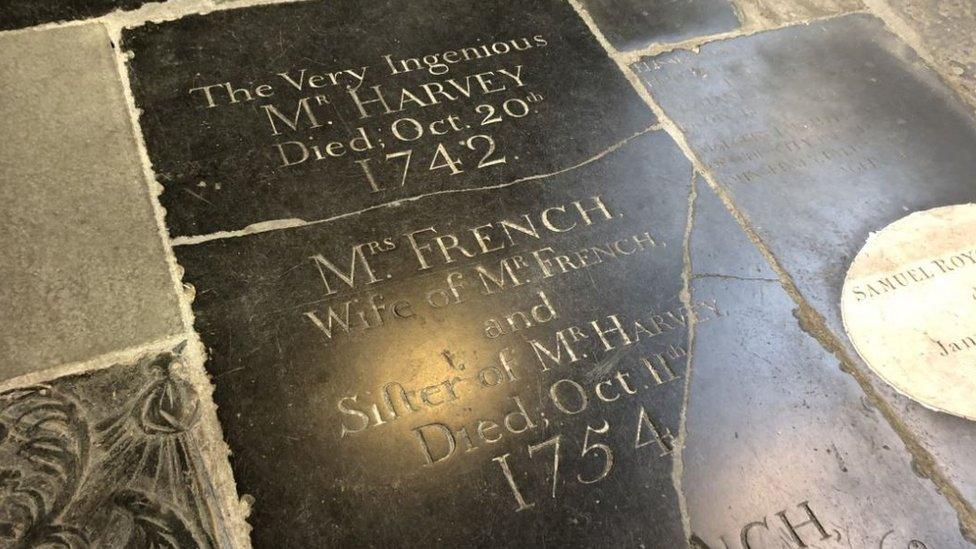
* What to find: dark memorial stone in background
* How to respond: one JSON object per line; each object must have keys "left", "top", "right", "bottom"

{"left": 634, "top": 13, "right": 976, "bottom": 500}
{"left": 0, "top": 0, "right": 147, "bottom": 30}
{"left": 578, "top": 0, "right": 740, "bottom": 51}
{"left": 124, "top": 0, "right": 654, "bottom": 237}
{"left": 683, "top": 180, "right": 968, "bottom": 547}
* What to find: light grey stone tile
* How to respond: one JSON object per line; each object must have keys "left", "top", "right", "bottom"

{"left": 0, "top": 24, "right": 183, "bottom": 379}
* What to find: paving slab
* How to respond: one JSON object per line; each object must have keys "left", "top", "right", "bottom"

{"left": 117, "top": 2, "right": 976, "bottom": 546}
{"left": 576, "top": 0, "right": 740, "bottom": 51}
{"left": 685, "top": 180, "right": 967, "bottom": 547}
{"left": 636, "top": 13, "right": 976, "bottom": 506}
{"left": 177, "top": 128, "right": 694, "bottom": 548}
{"left": 0, "top": 24, "right": 184, "bottom": 379}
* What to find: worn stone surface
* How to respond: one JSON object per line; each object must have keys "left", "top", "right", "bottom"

{"left": 637, "top": 13, "right": 976, "bottom": 503}
{"left": 123, "top": 0, "right": 656, "bottom": 238}
{"left": 882, "top": 0, "right": 976, "bottom": 110}
{"left": 686, "top": 180, "right": 967, "bottom": 547}
{"left": 576, "top": 0, "right": 740, "bottom": 51}
{"left": 0, "top": 24, "right": 184, "bottom": 379}
{"left": 733, "top": 0, "right": 864, "bottom": 27}
{"left": 0, "top": 0, "right": 148, "bottom": 30}
{"left": 177, "top": 129, "right": 694, "bottom": 548}
{"left": 0, "top": 345, "right": 233, "bottom": 547}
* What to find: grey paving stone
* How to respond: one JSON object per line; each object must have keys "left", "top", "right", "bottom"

{"left": 0, "top": 24, "right": 184, "bottom": 379}
{"left": 883, "top": 0, "right": 976, "bottom": 110}
{"left": 577, "top": 0, "right": 740, "bottom": 51}
{"left": 686, "top": 179, "right": 966, "bottom": 547}
{"left": 635, "top": 13, "right": 976, "bottom": 507}
{"left": 0, "top": 0, "right": 148, "bottom": 30}
{"left": 732, "top": 0, "right": 864, "bottom": 27}
{"left": 0, "top": 344, "right": 232, "bottom": 547}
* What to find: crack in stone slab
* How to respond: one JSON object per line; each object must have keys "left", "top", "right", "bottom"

{"left": 661, "top": 92, "right": 976, "bottom": 547}
{"left": 170, "top": 124, "right": 662, "bottom": 246}
{"left": 619, "top": 9, "right": 871, "bottom": 62}
{"left": 107, "top": 17, "right": 253, "bottom": 549}
{"left": 673, "top": 170, "right": 700, "bottom": 544}
{"left": 646, "top": 70, "right": 976, "bottom": 549}
{"left": 691, "top": 273, "right": 780, "bottom": 283}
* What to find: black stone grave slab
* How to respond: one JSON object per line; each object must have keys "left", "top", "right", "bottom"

{"left": 123, "top": 0, "right": 656, "bottom": 238}
{"left": 684, "top": 179, "right": 968, "bottom": 547}
{"left": 635, "top": 14, "right": 976, "bottom": 503}
{"left": 176, "top": 129, "right": 696, "bottom": 547}
{"left": 578, "top": 0, "right": 740, "bottom": 52}
{"left": 0, "top": 0, "right": 147, "bottom": 30}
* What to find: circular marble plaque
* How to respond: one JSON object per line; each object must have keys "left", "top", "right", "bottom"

{"left": 842, "top": 204, "right": 976, "bottom": 419}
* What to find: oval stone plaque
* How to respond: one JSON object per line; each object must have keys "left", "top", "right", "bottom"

{"left": 842, "top": 204, "right": 976, "bottom": 418}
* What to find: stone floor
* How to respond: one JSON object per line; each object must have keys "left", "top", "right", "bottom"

{"left": 0, "top": 0, "right": 974, "bottom": 547}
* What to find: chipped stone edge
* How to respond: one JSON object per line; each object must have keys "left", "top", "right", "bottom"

{"left": 0, "top": 334, "right": 188, "bottom": 393}
{"left": 105, "top": 12, "right": 255, "bottom": 549}
{"left": 170, "top": 124, "right": 662, "bottom": 246}
{"left": 861, "top": 0, "right": 976, "bottom": 116}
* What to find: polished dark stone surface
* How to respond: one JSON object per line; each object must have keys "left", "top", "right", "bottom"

{"left": 124, "top": 0, "right": 655, "bottom": 238}
{"left": 177, "top": 130, "right": 694, "bottom": 547}
{"left": 0, "top": 0, "right": 146, "bottom": 30}
{"left": 685, "top": 180, "right": 966, "bottom": 547}
{"left": 637, "top": 14, "right": 976, "bottom": 502}
{"left": 579, "top": 0, "right": 740, "bottom": 51}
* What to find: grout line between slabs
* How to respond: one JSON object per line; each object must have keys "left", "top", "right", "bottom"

{"left": 106, "top": 16, "right": 256, "bottom": 549}
{"left": 169, "top": 124, "right": 662, "bottom": 246}
{"left": 861, "top": 0, "right": 976, "bottom": 116}
{"left": 618, "top": 8, "right": 871, "bottom": 62}
{"left": 0, "top": 0, "right": 317, "bottom": 38}
{"left": 0, "top": 333, "right": 188, "bottom": 393}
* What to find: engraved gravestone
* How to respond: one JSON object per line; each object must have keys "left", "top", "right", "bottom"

{"left": 124, "top": 0, "right": 703, "bottom": 545}
{"left": 843, "top": 204, "right": 976, "bottom": 419}
{"left": 124, "top": 0, "right": 655, "bottom": 237}
{"left": 176, "top": 132, "right": 695, "bottom": 546}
